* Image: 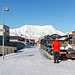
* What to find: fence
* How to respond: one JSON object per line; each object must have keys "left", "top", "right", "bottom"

{"left": 0, "top": 46, "right": 17, "bottom": 55}
{"left": 40, "top": 45, "right": 54, "bottom": 60}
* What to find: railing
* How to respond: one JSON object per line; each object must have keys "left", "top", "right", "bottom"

{"left": 40, "top": 45, "right": 54, "bottom": 60}
{"left": 41, "top": 44, "right": 68, "bottom": 48}
{"left": 0, "top": 46, "right": 17, "bottom": 55}
{"left": 40, "top": 44, "right": 75, "bottom": 60}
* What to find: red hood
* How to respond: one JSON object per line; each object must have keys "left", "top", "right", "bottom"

{"left": 54, "top": 40, "right": 58, "bottom": 42}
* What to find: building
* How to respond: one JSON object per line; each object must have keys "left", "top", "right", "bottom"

{"left": 0, "top": 25, "right": 10, "bottom": 45}
{"left": 10, "top": 36, "right": 25, "bottom": 42}
{"left": 40, "top": 33, "right": 72, "bottom": 47}
{"left": 72, "top": 31, "right": 75, "bottom": 48}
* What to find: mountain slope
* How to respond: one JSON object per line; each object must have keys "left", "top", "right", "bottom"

{"left": 10, "top": 25, "right": 65, "bottom": 41}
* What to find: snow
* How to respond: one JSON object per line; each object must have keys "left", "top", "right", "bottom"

{"left": 66, "top": 32, "right": 72, "bottom": 35}
{"left": 10, "top": 25, "right": 66, "bottom": 41}
{"left": 58, "top": 37, "right": 67, "bottom": 40}
{"left": 0, "top": 45, "right": 75, "bottom": 75}
{"left": 65, "top": 44, "right": 73, "bottom": 49}
{"left": 60, "top": 47, "right": 65, "bottom": 49}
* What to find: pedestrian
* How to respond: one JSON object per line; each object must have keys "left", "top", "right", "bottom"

{"left": 52, "top": 39, "right": 61, "bottom": 63}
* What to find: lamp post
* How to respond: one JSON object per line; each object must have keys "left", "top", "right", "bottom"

{"left": 3, "top": 7, "right": 9, "bottom": 60}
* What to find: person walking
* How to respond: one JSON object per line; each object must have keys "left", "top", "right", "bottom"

{"left": 52, "top": 39, "right": 61, "bottom": 63}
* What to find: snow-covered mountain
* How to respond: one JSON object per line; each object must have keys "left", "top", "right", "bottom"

{"left": 10, "top": 25, "right": 65, "bottom": 41}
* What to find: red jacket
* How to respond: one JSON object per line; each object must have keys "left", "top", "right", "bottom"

{"left": 52, "top": 40, "right": 61, "bottom": 52}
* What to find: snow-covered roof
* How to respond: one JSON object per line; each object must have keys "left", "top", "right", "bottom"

{"left": 58, "top": 37, "right": 67, "bottom": 40}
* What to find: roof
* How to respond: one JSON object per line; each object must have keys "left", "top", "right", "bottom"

{"left": 72, "top": 31, "right": 75, "bottom": 33}
{"left": 58, "top": 37, "right": 67, "bottom": 41}
{"left": 10, "top": 36, "right": 20, "bottom": 39}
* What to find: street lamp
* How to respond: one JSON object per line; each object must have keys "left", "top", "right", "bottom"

{"left": 3, "top": 7, "right": 9, "bottom": 60}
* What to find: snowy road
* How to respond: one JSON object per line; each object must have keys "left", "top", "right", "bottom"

{"left": 0, "top": 46, "right": 75, "bottom": 75}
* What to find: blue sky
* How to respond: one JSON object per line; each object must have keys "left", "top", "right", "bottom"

{"left": 0, "top": 0, "right": 75, "bottom": 33}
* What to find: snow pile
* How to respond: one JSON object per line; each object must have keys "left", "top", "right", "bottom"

{"left": 65, "top": 44, "right": 73, "bottom": 49}
{"left": 60, "top": 47, "right": 65, "bottom": 49}
{"left": 10, "top": 25, "right": 65, "bottom": 41}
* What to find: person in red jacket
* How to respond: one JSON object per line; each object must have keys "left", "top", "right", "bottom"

{"left": 52, "top": 40, "right": 61, "bottom": 63}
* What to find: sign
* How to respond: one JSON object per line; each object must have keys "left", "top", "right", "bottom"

{"left": 0, "top": 29, "right": 3, "bottom": 35}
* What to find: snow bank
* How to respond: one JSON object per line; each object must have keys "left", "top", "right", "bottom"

{"left": 60, "top": 47, "right": 65, "bottom": 49}
{"left": 65, "top": 44, "right": 73, "bottom": 49}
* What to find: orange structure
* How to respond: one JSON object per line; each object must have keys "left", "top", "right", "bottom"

{"left": 72, "top": 31, "right": 75, "bottom": 48}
